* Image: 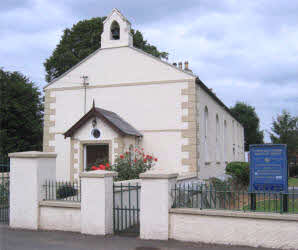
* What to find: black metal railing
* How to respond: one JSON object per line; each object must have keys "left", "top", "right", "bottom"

{"left": 0, "top": 161, "right": 10, "bottom": 223}
{"left": 43, "top": 180, "right": 81, "bottom": 202}
{"left": 172, "top": 183, "right": 298, "bottom": 214}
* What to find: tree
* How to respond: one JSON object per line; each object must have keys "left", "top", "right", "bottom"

{"left": 230, "top": 102, "right": 264, "bottom": 151}
{"left": 270, "top": 110, "right": 298, "bottom": 157}
{"left": 0, "top": 69, "right": 43, "bottom": 161}
{"left": 44, "top": 17, "right": 169, "bottom": 82}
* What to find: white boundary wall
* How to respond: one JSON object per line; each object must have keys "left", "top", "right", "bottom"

{"left": 169, "top": 209, "right": 298, "bottom": 250}
{"left": 39, "top": 201, "right": 81, "bottom": 232}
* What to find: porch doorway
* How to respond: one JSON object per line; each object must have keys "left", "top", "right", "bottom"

{"left": 84, "top": 144, "right": 109, "bottom": 171}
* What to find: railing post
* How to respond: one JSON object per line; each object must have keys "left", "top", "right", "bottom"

{"left": 282, "top": 193, "right": 288, "bottom": 213}
{"left": 140, "top": 170, "right": 178, "bottom": 240}
{"left": 250, "top": 192, "right": 256, "bottom": 211}
{"left": 8, "top": 151, "right": 56, "bottom": 230}
{"left": 80, "top": 170, "right": 117, "bottom": 235}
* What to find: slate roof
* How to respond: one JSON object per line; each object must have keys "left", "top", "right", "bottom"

{"left": 63, "top": 106, "right": 142, "bottom": 138}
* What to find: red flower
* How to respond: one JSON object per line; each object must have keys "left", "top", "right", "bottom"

{"left": 120, "top": 155, "right": 124, "bottom": 159}
{"left": 143, "top": 159, "right": 147, "bottom": 163}
{"left": 106, "top": 163, "right": 110, "bottom": 168}
{"left": 99, "top": 164, "right": 106, "bottom": 170}
{"left": 154, "top": 158, "right": 158, "bottom": 162}
{"left": 91, "top": 166, "right": 97, "bottom": 170}
{"left": 134, "top": 159, "right": 137, "bottom": 163}
{"left": 141, "top": 148, "right": 144, "bottom": 151}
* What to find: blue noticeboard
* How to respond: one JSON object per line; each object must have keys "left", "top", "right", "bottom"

{"left": 249, "top": 144, "right": 288, "bottom": 192}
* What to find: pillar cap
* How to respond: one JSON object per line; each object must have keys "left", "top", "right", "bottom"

{"left": 140, "top": 170, "right": 178, "bottom": 179}
{"left": 8, "top": 151, "right": 57, "bottom": 158}
{"left": 80, "top": 170, "right": 118, "bottom": 178}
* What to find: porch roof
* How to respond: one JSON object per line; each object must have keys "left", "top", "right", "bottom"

{"left": 63, "top": 105, "right": 143, "bottom": 138}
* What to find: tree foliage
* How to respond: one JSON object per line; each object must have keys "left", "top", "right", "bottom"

{"left": 225, "top": 161, "right": 250, "bottom": 187}
{"left": 0, "top": 69, "right": 43, "bottom": 161}
{"left": 44, "top": 17, "right": 169, "bottom": 82}
{"left": 230, "top": 102, "right": 264, "bottom": 151}
{"left": 270, "top": 110, "right": 298, "bottom": 157}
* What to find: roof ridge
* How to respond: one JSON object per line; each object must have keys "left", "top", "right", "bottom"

{"left": 129, "top": 46, "right": 197, "bottom": 78}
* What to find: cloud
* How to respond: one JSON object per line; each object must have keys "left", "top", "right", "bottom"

{"left": 1, "top": 0, "right": 298, "bottom": 142}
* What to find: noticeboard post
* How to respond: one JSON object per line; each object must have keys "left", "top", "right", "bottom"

{"left": 249, "top": 144, "right": 288, "bottom": 212}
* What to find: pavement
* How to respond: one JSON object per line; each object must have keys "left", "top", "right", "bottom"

{"left": 0, "top": 225, "right": 276, "bottom": 250}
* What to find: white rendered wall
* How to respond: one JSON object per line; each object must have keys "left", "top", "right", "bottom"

{"left": 39, "top": 206, "right": 81, "bottom": 232}
{"left": 55, "top": 135, "right": 71, "bottom": 180}
{"left": 169, "top": 211, "right": 298, "bottom": 249}
{"left": 9, "top": 154, "right": 56, "bottom": 230}
{"left": 53, "top": 82, "right": 188, "bottom": 133}
{"left": 142, "top": 131, "right": 189, "bottom": 173}
{"left": 48, "top": 76, "right": 189, "bottom": 178}
{"left": 80, "top": 171, "right": 116, "bottom": 235}
{"left": 46, "top": 47, "right": 193, "bottom": 89}
{"left": 196, "top": 85, "right": 245, "bottom": 179}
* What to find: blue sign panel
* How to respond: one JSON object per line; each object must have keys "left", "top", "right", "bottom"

{"left": 249, "top": 144, "right": 288, "bottom": 192}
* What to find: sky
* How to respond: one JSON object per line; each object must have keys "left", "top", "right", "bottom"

{"left": 1, "top": 0, "right": 298, "bottom": 141}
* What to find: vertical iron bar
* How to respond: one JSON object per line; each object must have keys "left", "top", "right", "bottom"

{"left": 178, "top": 184, "right": 181, "bottom": 207}
{"left": 125, "top": 206, "right": 127, "bottom": 230}
{"left": 133, "top": 205, "right": 135, "bottom": 226}
{"left": 280, "top": 192, "right": 283, "bottom": 214}
{"left": 292, "top": 186, "right": 294, "bottom": 213}
{"left": 191, "top": 182, "right": 194, "bottom": 208}
{"left": 117, "top": 205, "right": 120, "bottom": 232}
{"left": 120, "top": 183, "right": 123, "bottom": 231}
{"left": 113, "top": 183, "right": 115, "bottom": 233}
{"left": 136, "top": 183, "right": 139, "bottom": 224}
{"left": 187, "top": 183, "right": 190, "bottom": 207}
{"left": 200, "top": 183, "right": 203, "bottom": 209}
{"left": 128, "top": 183, "right": 131, "bottom": 228}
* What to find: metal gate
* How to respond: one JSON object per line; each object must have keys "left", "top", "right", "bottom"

{"left": 113, "top": 182, "right": 140, "bottom": 235}
{"left": 0, "top": 161, "right": 10, "bottom": 224}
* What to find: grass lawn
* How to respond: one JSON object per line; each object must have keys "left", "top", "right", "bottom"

{"left": 243, "top": 198, "right": 298, "bottom": 213}
{"left": 288, "top": 177, "right": 298, "bottom": 187}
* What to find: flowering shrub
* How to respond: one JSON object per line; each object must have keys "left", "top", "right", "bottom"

{"left": 91, "top": 163, "right": 110, "bottom": 171}
{"left": 86, "top": 157, "right": 109, "bottom": 171}
{"left": 111, "top": 148, "right": 157, "bottom": 181}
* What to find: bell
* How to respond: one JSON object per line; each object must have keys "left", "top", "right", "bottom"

{"left": 111, "top": 28, "right": 120, "bottom": 40}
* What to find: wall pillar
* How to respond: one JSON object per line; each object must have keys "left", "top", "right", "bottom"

{"left": 80, "top": 170, "right": 117, "bottom": 235}
{"left": 9, "top": 151, "right": 57, "bottom": 230}
{"left": 140, "top": 170, "right": 178, "bottom": 240}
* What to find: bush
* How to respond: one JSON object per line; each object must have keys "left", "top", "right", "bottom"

{"left": 225, "top": 161, "right": 249, "bottom": 187}
{"left": 209, "top": 177, "right": 231, "bottom": 188}
{"left": 56, "top": 184, "right": 78, "bottom": 199}
{"left": 111, "top": 148, "right": 157, "bottom": 181}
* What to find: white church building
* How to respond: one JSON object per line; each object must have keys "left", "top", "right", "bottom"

{"left": 43, "top": 9, "right": 245, "bottom": 181}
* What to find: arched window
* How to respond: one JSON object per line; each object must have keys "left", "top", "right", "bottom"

{"left": 110, "top": 21, "right": 120, "bottom": 40}
{"left": 216, "top": 114, "right": 220, "bottom": 161}
{"left": 223, "top": 120, "right": 227, "bottom": 161}
{"left": 204, "top": 107, "right": 209, "bottom": 162}
{"left": 232, "top": 120, "right": 235, "bottom": 160}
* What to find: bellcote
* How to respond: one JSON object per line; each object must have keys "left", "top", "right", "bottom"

{"left": 101, "top": 9, "right": 133, "bottom": 49}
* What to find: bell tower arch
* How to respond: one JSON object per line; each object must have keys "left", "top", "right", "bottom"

{"left": 101, "top": 8, "right": 133, "bottom": 49}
